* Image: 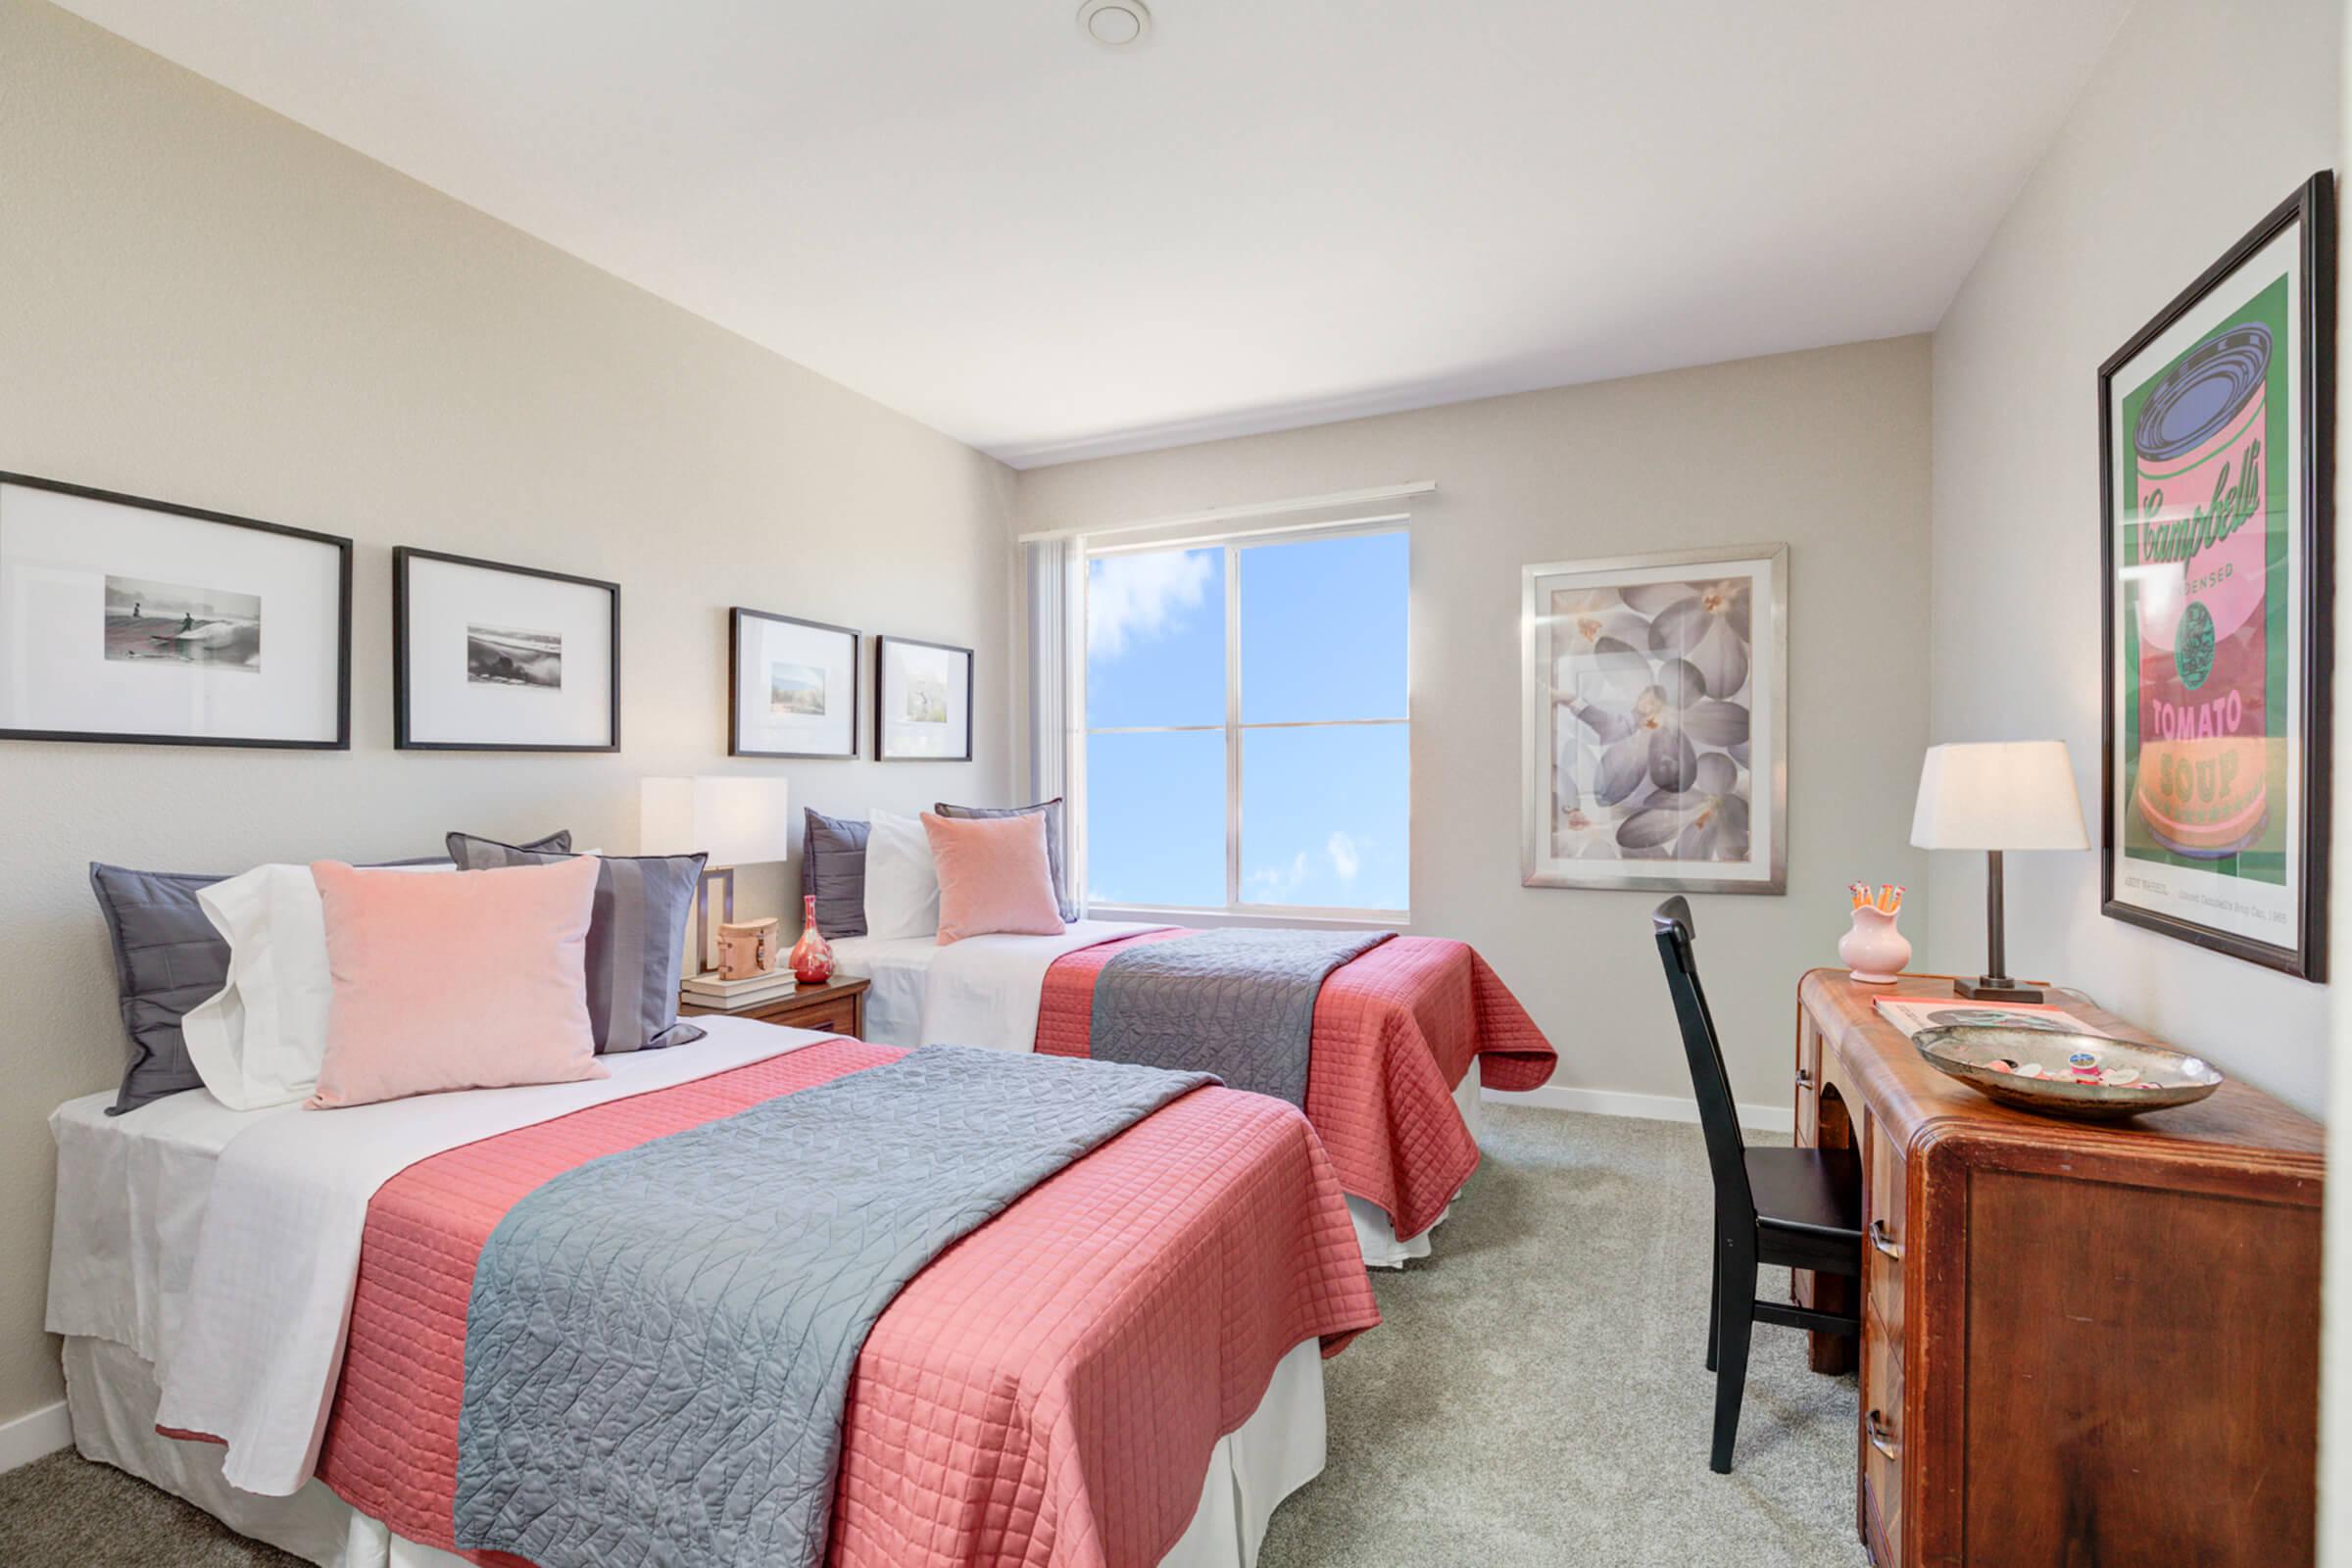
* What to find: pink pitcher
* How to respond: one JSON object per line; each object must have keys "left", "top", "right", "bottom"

{"left": 1838, "top": 905, "right": 1910, "bottom": 985}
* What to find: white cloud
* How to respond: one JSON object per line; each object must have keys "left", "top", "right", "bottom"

{"left": 1089, "top": 550, "right": 1214, "bottom": 660}
{"left": 1248, "top": 852, "right": 1309, "bottom": 898}
{"left": 1326, "top": 831, "right": 1361, "bottom": 882}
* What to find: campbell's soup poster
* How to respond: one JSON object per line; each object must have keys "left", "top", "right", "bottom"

{"left": 2108, "top": 229, "right": 2304, "bottom": 956}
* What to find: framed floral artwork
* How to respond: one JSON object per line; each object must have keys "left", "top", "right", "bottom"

{"left": 1520, "top": 543, "right": 1788, "bottom": 894}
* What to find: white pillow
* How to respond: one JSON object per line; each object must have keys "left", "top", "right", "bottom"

{"left": 862, "top": 808, "right": 941, "bottom": 941}
{"left": 182, "top": 860, "right": 447, "bottom": 1110}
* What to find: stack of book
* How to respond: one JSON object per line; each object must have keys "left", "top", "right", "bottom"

{"left": 680, "top": 968, "right": 800, "bottom": 1009}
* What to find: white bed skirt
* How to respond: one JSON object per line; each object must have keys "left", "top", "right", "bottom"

{"left": 1348, "top": 1068, "right": 1484, "bottom": 1267}
{"left": 62, "top": 1332, "right": 1326, "bottom": 1568}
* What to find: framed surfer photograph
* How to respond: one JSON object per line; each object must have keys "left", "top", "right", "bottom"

{"left": 730, "top": 608, "right": 858, "bottom": 759}
{"left": 394, "top": 547, "right": 619, "bottom": 752}
{"left": 1519, "top": 542, "right": 1788, "bottom": 895}
{"left": 0, "top": 472, "right": 351, "bottom": 749}
{"left": 874, "top": 634, "right": 972, "bottom": 760}
{"left": 2099, "top": 171, "right": 2334, "bottom": 979}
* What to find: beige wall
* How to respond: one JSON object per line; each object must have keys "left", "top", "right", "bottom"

{"left": 1928, "top": 0, "right": 2340, "bottom": 1117}
{"left": 0, "top": 0, "right": 1015, "bottom": 1429}
{"left": 1016, "top": 336, "right": 1936, "bottom": 1115}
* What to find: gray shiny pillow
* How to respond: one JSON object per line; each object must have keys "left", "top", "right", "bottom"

{"left": 800, "top": 809, "right": 870, "bottom": 938}
{"left": 446, "top": 834, "right": 706, "bottom": 1054}
{"left": 933, "top": 798, "right": 1076, "bottom": 923}
{"left": 89, "top": 832, "right": 573, "bottom": 1113}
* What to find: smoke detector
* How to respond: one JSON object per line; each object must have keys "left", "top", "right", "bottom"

{"left": 1077, "top": 0, "right": 1152, "bottom": 48}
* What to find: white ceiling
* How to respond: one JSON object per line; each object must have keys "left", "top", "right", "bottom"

{"left": 57, "top": 1, "right": 2130, "bottom": 467}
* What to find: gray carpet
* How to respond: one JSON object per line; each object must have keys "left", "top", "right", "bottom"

{"left": 0, "top": 1106, "right": 1862, "bottom": 1568}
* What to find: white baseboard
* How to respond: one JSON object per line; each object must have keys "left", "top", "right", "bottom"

{"left": 0, "top": 1397, "right": 70, "bottom": 1474}
{"left": 1483, "top": 1082, "right": 1795, "bottom": 1136}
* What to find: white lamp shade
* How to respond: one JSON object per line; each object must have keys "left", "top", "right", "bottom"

{"left": 639, "top": 776, "right": 792, "bottom": 868}
{"left": 1909, "top": 741, "right": 2089, "bottom": 852}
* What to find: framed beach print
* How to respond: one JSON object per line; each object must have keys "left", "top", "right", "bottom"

{"left": 1521, "top": 543, "right": 1788, "bottom": 895}
{"left": 2099, "top": 172, "right": 2334, "bottom": 979}
{"left": 874, "top": 634, "right": 973, "bottom": 760}
{"left": 730, "top": 608, "right": 858, "bottom": 759}
{"left": 0, "top": 472, "right": 351, "bottom": 749}
{"left": 394, "top": 547, "right": 619, "bottom": 752}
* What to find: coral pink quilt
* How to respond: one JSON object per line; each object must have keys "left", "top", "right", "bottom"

{"left": 1036, "top": 935, "right": 1555, "bottom": 1241}
{"left": 311, "top": 1039, "right": 1379, "bottom": 1568}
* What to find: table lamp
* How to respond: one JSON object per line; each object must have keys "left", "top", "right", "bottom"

{"left": 1909, "top": 741, "right": 2089, "bottom": 1004}
{"left": 640, "top": 776, "right": 792, "bottom": 974}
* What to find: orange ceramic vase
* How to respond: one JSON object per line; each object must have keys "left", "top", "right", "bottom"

{"left": 788, "top": 894, "right": 835, "bottom": 984}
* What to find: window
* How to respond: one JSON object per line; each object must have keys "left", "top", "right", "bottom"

{"left": 1078, "top": 524, "right": 1408, "bottom": 915}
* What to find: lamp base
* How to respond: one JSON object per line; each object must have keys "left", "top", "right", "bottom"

{"left": 1954, "top": 974, "right": 2044, "bottom": 1004}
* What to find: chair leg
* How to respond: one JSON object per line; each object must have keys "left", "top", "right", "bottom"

{"left": 1706, "top": 1242, "right": 1722, "bottom": 1372}
{"left": 1710, "top": 1231, "right": 1756, "bottom": 1475}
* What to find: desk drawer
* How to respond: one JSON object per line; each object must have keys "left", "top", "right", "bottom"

{"left": 1865, "top": 1115, "right": 1907, "bottom": 1340}
{"left": 1863, "top": 1304, "right": 1905, "bottom": 1567}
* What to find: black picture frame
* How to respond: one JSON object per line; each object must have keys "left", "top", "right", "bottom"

{"left": 393, "top": 546, "right": 621, "bottom": 753}
{"left": 2097, "top": 171, "right": 2333, "bottom": 980}
{"left": 873, "top": 634, "right": 974, "bottom": 761}
{"left": 729, "top": 608, "right": 860, "bottom": 759}
{"left": 0, "top": 470, "right": 352, "bottom": 750}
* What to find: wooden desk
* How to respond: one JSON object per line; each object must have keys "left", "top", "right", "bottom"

{"left": 1793, "top": 970, "right": 2323, "bottom": 1567}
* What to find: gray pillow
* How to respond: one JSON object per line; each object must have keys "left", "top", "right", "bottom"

{"left": 934, "top": 798, "right": 1076, "bottom": 923}
{"left": 446, "top": 834, "right": 707, "bottom": 1054}
{"left": 89, "top": 864, "right": 233, "bottom": 1114}
{"left": 800, "top": 808, "right": 870, "bottom": 938}
{"left": 89, "top": 832, "right": 574, "bottom": 1113}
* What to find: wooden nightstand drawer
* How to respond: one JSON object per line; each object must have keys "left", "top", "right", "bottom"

{"left": 679, "top": 976, "right": 867, "bottom": 1040}
{"left": 766, "top": 992, "right": 858, "bottom": 1037}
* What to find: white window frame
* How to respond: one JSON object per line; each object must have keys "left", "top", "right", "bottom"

{"left": 1069, "top": 514, "right": 1410, "bottom": 927}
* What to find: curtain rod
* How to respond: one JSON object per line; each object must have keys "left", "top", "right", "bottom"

{"left": 1015, "top": 480, "right": 1436, "bottom": 544}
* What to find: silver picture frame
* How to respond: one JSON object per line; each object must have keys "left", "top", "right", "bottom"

{"left": 1519, "top": 542, "right": 1788, "bottom": 895}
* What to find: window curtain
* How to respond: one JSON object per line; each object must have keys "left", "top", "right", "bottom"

{"left": 1024, "top": 537, "right": 1080, "bottom": 913}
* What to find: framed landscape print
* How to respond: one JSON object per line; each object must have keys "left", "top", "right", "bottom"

{"left": 2099, "top": 172, "right": 2334, "bottom": 979}
{"left": 1520, "top": 543, "right": 1788, "bottom": 894}
{"left": 394, "top": 547, "right": 619, "bottom": 752}
{"left": 730, "top": 608, "right": 858, "bottom": 759}
{"left": 0, "top": 472, "right": 351, "bottom": 749}
{"left": 874, "top": 634, "right": 973, "bottom": 760}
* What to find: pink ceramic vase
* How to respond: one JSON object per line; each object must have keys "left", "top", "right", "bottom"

{"left": 1838, "top": 905, "right": 1911, "bottom": 985}
{"left": 788, "top": 895, "right": 835, "bottom": 984}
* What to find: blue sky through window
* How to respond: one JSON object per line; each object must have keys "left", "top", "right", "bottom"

{"left": 1083, "top": 531, "right": 1408, "bottom": 910}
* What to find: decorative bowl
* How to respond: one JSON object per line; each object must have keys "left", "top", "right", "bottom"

{"left": 1910, "top": 1025, "right": 2225, "bottom": 1122}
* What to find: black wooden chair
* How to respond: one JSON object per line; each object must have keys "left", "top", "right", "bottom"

{"left": 1651, "top": 896, "right": 1862, "bottom": 1473}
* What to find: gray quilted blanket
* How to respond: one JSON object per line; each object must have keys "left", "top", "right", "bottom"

{"left": 1089, "top": 927, "right": 1395, "bottom": 1107}
{"left": 450, "top": 1045, "right": 1215, "bottom": 1568}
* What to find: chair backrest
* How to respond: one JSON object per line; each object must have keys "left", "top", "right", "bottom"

{"left": 1650, "top": 896, "right": 1754, "bottom": 1219}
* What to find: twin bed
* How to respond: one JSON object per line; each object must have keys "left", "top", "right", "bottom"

{"left": 50, "top": 850, "right": 1554, "bottom": 1568}
{"left": 833, "top": 920, "right": 1555, "bottom": 1265}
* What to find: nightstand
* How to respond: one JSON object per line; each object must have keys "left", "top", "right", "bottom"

{"left": 678, "top": 974, "right": 868, "bottom": 1039}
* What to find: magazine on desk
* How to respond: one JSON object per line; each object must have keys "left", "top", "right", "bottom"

{"left": 1872, "top": 997, "right": 2079, "bottom": 1039}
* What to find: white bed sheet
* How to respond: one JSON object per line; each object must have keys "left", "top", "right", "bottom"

{"left": 51, "top": 1017, "right": 828, "bottom": 1496}
{"left": 830, "top": 920, "right": 1166, "bottom": 1050}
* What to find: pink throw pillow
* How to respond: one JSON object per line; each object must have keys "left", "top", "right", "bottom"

{"left": 307, "top": 856, "right": 607, "bottom": 1108}
{"left": 922, "top": 810, "right": 1067, "bottom": 945}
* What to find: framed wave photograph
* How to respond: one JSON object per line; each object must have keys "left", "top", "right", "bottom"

{"left": 2099, "top": 172, "right": 2334, "bottom": 979}
{"left": 874, "top": 634, "right": 973, "bottom": 760}
{"left": 1520, "top": 543, "right": 1788, "bottom": 895}
{"left": 394, "top": 547, "right": 619, "bottom": 752}
{"left": 0, "top": 472, "right": 351, "bottom": 749}
{"left": 731, "top": 608, "right": 858, "bottom": 759}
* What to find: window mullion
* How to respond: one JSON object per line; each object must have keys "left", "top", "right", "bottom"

{"left": 1224, "top": 541, "right": 1243, "bottom": 911}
